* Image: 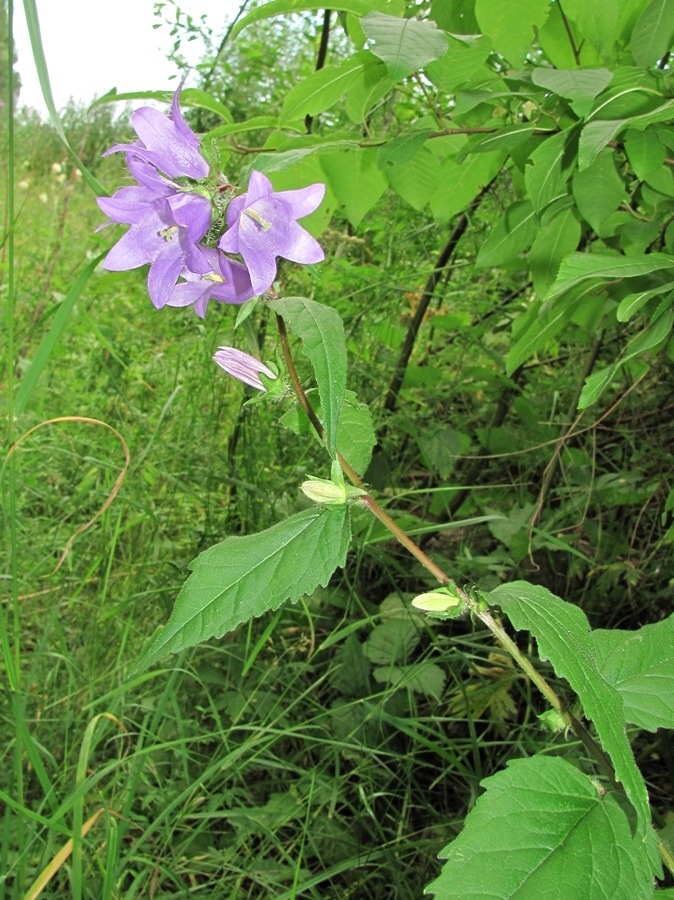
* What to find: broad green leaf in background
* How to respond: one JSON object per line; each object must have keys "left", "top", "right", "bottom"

{"left": 578, "top": 306, "right": 674, "bottom": 406}
{"left": 204, "top": 115, "right": 279, "bottom": 140}
{"left": 489, "top": 581, "right": 655, "bottom": 831}
{"left": 280, "top": 53, "right": 372, "bottom": 125}
{"left": 562, "top": 0, "right": 622, "bottom": 58}
{"left": 623, "top": 128, "right": 666, "bottom": 179}
{"left": 580, "top": 101, "right": 674, "bottom": 169}
{"left": 320, "top": 147, "right": 388, "bottom": 227}
{"left": 279, "top": 391, "right": 376, "bottom": 476}
{"left": 361, "top": 12, "right": 448, "bottom": 82}
{"left": 135, "top": 506, "right": 351, "bottom": 672}
{"left": 470, "top": 122, "right": 543, "bottom": 155}
{"left": 430, "top": 150, "right": 505, "bottom": 224}
{"left": 592, "top": 615, "right": 674, "bottom": 731}
{"left": 579, "top": 118, "right": 626, "bottom": 170}
{"left": 476, "top": 200, "right": 538, "bottom": 268}
{"left": 505, "top": 286, "right": 589, "bottom": 375}
{"left": 378, "top": 130, "right": 433, "bottom": 169}
{"left": 385, "top": 144, "right": 442, "bottom": 210}
{"left": 538, "top": 0, "right": 586, "bottom": 68}
{"left": 531, "top": 68, "right": 613, "bottom": 120}
{"left": 525, "top": 128, "right": 578, "bottom": 213}
{"left": 426, "top": 33, "right": 492, "bottom": 92}
{"left": 425, "top": 756, "right": 658, "bottom": 899}
{"left": 365, "top": 618, "right": 422, "bottom": 665}
{"left": 630, "top": 0, "right": 674, "bottom": 67}
{"left": 572, "top": 150, "right": 627, "bottom": 232}
{"left": 268, "top": 297, "right": 347, "bottom": 455}
{"left": 344, "top": 55, "right": 395, "bottom": 123}
{"left": 373, "top": 663, "right": 446, "bottom": 699}
{"left": 528, "top": 200, "right": 582, "bottom": 296}
{"left": 475, "top": 0, "right": 550, "bottom": 65}
{"left": 430, "top": 0, "right": 478, "bottom": 33}
{"left": 543, "top": 252, "right": 674, "bottom": 304}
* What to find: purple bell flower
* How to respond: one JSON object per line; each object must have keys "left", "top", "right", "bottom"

{"left": 103, "top": 86, "right": 209, "bottom": 180}
{"left": 218, "top": 170, "right": 325, "bottom": 295}
{"left": 213, "top": 346, "right": 277, "bottom": 391}
{"left": 166, "top": 248, "right": 256, "bottom": 318}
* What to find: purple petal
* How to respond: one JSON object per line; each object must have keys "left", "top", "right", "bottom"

{"left": 168, "top": 192, "right": 212, "bottom": 243}
{"left": 278, "top": 182, "right": 326, "bottom": 218}
{"left": 213, "top": 346, "right": 276, "bottom": 390}
{"left": 148, "top": 246, "right": 185, "bottom": 309}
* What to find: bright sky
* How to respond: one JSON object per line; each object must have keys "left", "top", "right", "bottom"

{"left": 13, "top": 0, "right": 246, "bottom": 117}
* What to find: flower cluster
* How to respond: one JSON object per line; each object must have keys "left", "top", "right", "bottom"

{"left": 98, "top": 86, "right": 325, "bottom": 318}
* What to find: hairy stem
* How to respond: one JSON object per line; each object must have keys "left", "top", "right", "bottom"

{"left": 276, "top": 310, "right": 624, "bottom": 789}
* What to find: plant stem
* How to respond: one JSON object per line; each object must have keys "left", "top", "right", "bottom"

{"left": 276, "top": 310, "right": 620, "bottom": 783}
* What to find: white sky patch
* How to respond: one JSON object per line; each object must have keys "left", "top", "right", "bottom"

{"left": 13, "top": 0, "right": 244, "bottom": 117}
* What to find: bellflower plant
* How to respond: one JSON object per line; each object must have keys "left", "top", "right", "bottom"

{"left": 219, "top": 170, "right": 326, "bottom": 296}
{"left": 98, "top": 88, "right": 325, "bottom": 317}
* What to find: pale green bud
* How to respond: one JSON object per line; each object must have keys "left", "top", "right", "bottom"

{"left": 301, "top": 478, "right": 366, "bottom": 506}
{"left": 412, "top": 587, "right": 466, "bottom": 619}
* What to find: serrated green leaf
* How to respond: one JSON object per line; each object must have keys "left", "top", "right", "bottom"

{"left": 617, "top": 284, "right": 673, "bottom": 322}
{"left": 336, "top": 391, "right": 377, "bottom": 476}
{"left": 135, "top": 507, "right": 351, "bottom": 672}
{"left": 426, "top": 756, "right": 658, "bottom": 899}
{"left": 543, "top": 252, "right": 674, "bottom": 304}
{"left": 361, "top": 12, "right": 448, "bottom": 82}
{"left": 476, "top": 200, "right": 538, "bottom": 268}
{"left": 593, "top": 615, "right": 674, "bottom": 731}
{"left": 268, "top": 297, "right": 347, "bottom": 455}
{"left": 630, "top": 0, "right": 674, "bottom": 67}
{"left": 365, "top": 619, "right": 422, "bottom": 665}
{"left": 488, "top": 581, "right": 652, "bottom": 828}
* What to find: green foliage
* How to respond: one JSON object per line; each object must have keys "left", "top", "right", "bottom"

{"left": 137, "top": 505, "right": 352, "bottom": 671}
{"left": 426, "top": 756, "right": 658, "bottom": 899}
{"left": 268, "top": 296, "right": 347, "bottom": 454}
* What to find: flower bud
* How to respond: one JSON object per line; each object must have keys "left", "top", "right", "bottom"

{"left": 300, "top": 479, "right": 366, "bottom": 506}
{"left": 412, "top": 588, "right": 466, "bottom": 619}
